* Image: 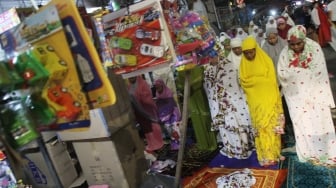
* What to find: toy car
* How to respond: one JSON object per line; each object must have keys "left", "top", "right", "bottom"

{"left": 144, "top": 9, "right": 160, "bottom": 22}
{"left": 135, "top": 29, "right": 160, "bottom": 40}
{"left": 110, "top": 36, "right": 132, "bottom": 50}
{"left": 140, "top": 43, "right": 165, "bottom": 58}
{"left": 114, "top": 54, "right": 137, "bottom": 66}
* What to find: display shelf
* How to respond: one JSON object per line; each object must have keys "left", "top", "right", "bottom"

{"left": 121, "top": 61, "right": 172, "bottom": 79}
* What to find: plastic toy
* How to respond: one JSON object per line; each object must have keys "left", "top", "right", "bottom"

{"left": 172, "top": 11, "right": 218, "bottom": 71}
{"left": 0, "top": 101, "right": 39, "bottom": 149}
{"left": 135, "top": 28, "right": 160, "bottom": 40}
{"left": 30, "top": 44, "right": 68, "bottom": 82}
{"left": 110, "top": 36, "right": 132, "bottom": 50}
{"left": 3, "top": 61, "right": 24, "bottom": 90}
{"left": 140, "top": 43, "right": 165, "bottom": 58}
{"left": 47, "top": 85, "right": 81, "bottom": 121}
{"left": 0, "top": 62, "right": 12, "bottom": 91}
{"left": 76, "top": 54, "right": 94, "bottom": 83}
{"left": 114, "top": 54, "right": 137, "bottom": 66}
{"left": 13, "top": 53, "right": 49, "bottom": 88}
{"left": 27, "top": 94, "right": 56, "bottom": 127}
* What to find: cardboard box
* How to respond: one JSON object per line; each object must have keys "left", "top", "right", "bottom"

{"left": 23, "top": 139, "right": 78, "bottom": 188}
{"left": 57, "top": 109, "right": 111, "bottom": 141}
{"left": 72, "top": 124, "right": 146, "bottom": 188}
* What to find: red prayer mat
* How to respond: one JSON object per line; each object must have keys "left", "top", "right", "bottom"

{"left": 182, "top": 167, "right": 288, "bottom": 188}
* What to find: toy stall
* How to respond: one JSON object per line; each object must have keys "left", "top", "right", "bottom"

{"left": 0, "top": 0, "right": 219, "bottom": 187}
{"left": 97, "top": 0, "right": 219, "bottom": 187}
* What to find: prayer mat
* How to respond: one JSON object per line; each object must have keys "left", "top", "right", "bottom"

{"left": 182, "top": 167, "right": 288, "bottom": 188}
{"left": 159, "top": 144, "right": 219, "bottom": 177}
{"left": 208, "top": 151, "right": 278, "bottom": 170}
{"left": 281, "top": 153, "right": 336, "bottom": 188}
{"left": 140, "top": 173, "right": 176, "bottom": 188}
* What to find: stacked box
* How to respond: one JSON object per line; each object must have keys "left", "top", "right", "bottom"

{"left": 73, "top": 124, "right": 146, "bottom": 188}
{"left": 101, "top": 71, "right": 135, "bottom": 134}
{"left": 22, "top": 138, "right": 78, "bottom": 188}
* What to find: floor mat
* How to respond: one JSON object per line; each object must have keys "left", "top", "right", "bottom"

{"left": 281, "top": 153, "right": 336, "bottom": 188}
{"left": 182, "top": 167, "right": 288, "bottom": 188}
{"left": 157, "top": 144, "right": 219, "bottom": 177}
{"left": 140, "top": 173, "right": 176, "bottom": 188}
{"left": 208, "top": 151, "right": 278, "bottom": 170}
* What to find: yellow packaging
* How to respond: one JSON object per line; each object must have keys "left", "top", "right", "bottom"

{"left": 44, "top": 0, "right": 116, "bottom": 108}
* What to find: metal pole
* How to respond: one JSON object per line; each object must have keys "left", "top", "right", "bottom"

{"left": 174, "top": 70, "right": 191, "bottom": 188}
{"left": 29, "top": 0, "right": 39, "bottom": 11}
{"left": 37, "top": 137, "right": 63, "bottom": 188}
{"left": 210, "top": 0, "right": 222, "bottom": 30}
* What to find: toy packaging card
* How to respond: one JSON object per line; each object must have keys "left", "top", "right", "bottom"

{"left": 101, "top": 0, "right": 176, "bottom": 75}
{"left": 0, "top": 151, "right": 17, "bottom": 188}
{"left": 92, "top": 13, "right": 114, "bottom": 68}
{"left": 0, "top": 8, "right": 21, "bottom": 34}
{"left": 0, "top": 5, "right": 90, "bottom": 131}
{"left": 44, "top": 0, "right": 116, "bottom": 109}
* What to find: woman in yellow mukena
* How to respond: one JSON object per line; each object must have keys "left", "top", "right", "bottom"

{"left": 239, "top": 36, "right": 284, "bottom": 166}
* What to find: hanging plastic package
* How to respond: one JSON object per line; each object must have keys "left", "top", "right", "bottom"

{"left": 171, "top": 11, "right": 218, "bottom": 71}
{"left": 0, "top": 100, "right": 39, "bottom": 149}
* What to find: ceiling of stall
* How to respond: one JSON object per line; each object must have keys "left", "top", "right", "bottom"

{"left": 0, "top": 0, "right": 51, "bottom": 13}
{"left": 0, "top": 0, "right": 111, "bottom": 14}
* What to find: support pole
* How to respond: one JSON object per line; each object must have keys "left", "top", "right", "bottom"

{"left": 37, "top": 137, "right": 63, "bottom": 188}
{"left": 29, "top": 0, "right": 39, "bottom": 11}
{"left": 174, "top": 70, "right": 191, "bottom": 188}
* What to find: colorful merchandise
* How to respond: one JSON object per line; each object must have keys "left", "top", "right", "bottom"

{"left": 91, "top": 12, "right": 114, "bottom": 67}
{"left": 46, "top": 0, "right": 116, "bottom": 109}
{"left": 0, "top": 5, "right": 91, "bottom": 130}
{"left": 0, "top": 100, "right": 39, "bottom": 149}
{"left": 0, "top": 8, "right": 20, "bottom": 34}
{"left": 171, "top": 11, "right": 218, "bottom": 71}
{"left": 0, "top": 151, "right": 17, "bottom": 188}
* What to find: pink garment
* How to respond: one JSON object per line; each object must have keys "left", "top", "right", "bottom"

{"left": 154, "top": 79, "right": 174, "bottom": 99}
{"left": 129, "top": 76, "right": 158, "bottom": 118}
{"left": 145, "top": 123, "right": 165, "bottom": 151}
{"left": 129, "top": 76, "right": 164, "bottom": 151}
